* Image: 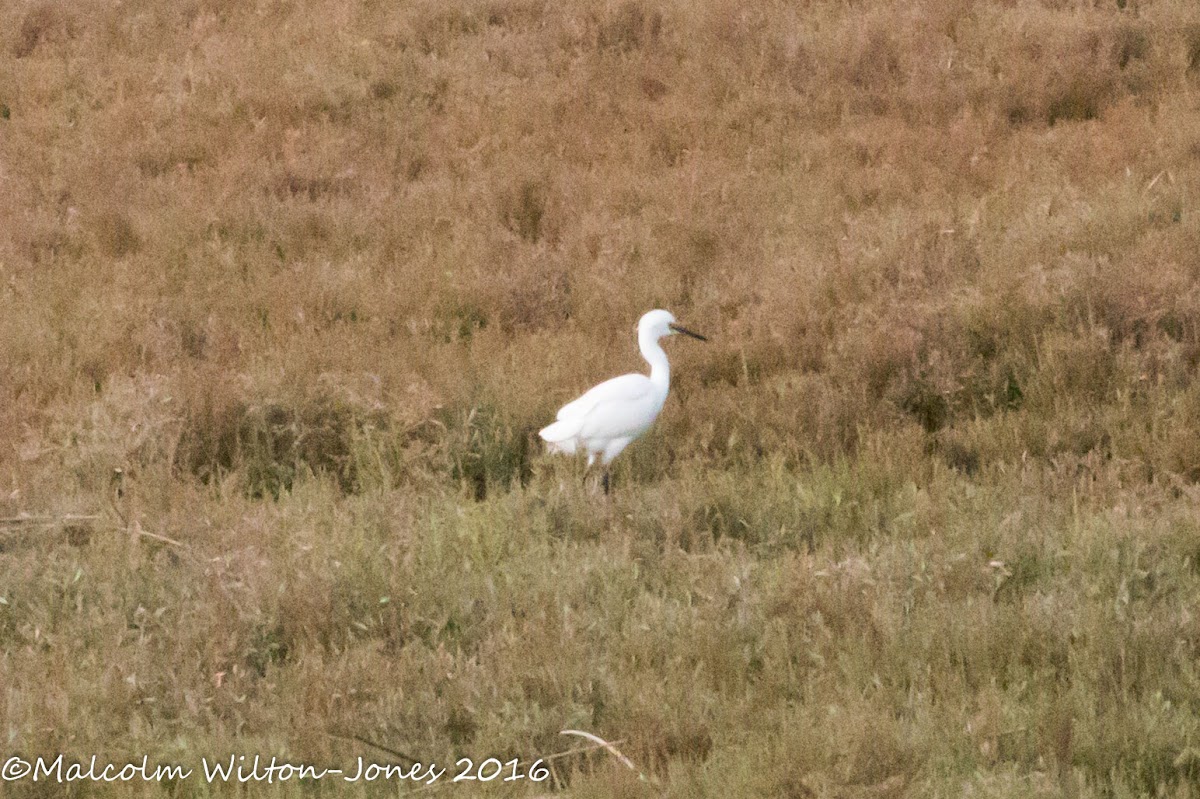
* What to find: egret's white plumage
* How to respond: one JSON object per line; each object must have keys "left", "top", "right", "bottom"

{"left": 540, "top": 310, "right": 706, "bottom": 487}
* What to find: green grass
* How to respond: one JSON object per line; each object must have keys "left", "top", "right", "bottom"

{"left": 4, "top": 449, "right": 1200, "bottom": 796}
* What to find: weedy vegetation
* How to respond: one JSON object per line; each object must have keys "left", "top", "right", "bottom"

{"left": 3, "top": 0, "right": 1200, "bottom": 796}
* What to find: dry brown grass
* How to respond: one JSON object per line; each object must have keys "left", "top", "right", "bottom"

{"left": 4, "top": 0, "right": 1200, "bottom": 795}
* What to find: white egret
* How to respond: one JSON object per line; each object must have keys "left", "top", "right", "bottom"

{"left": 539, "top": 309, "right": 707, "bottom": 493}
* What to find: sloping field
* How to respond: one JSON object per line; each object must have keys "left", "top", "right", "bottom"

{"left": 3, "top": 0, "right": 1200, "bottom": 795}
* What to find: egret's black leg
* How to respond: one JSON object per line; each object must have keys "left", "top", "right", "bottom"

{"left": 602, "top": 469, "right": 611, "bottom": 496}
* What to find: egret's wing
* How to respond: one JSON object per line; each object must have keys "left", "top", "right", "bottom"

{"left": 555, "top": 374, "right": 652, "bottom": 422}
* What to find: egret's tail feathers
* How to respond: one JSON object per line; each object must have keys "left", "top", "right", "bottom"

{"left": 539, "top": 420, "right": 581, "bottom": 455}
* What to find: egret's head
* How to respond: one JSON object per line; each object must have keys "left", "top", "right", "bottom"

{"left": 638, "top": 309, "right": 707, "bottom": 342}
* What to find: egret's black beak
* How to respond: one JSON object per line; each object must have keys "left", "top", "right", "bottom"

{"left": 669, "top": 323, "right": 708, "bottom": 341}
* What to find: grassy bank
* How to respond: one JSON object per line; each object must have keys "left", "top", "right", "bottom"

{"left": 3, "top": 0, "right": 1200, "bottom": 795}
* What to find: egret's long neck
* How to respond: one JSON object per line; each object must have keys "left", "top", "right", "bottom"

{"left": 639, "top": 330, "right": 670, "bottom": 391}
